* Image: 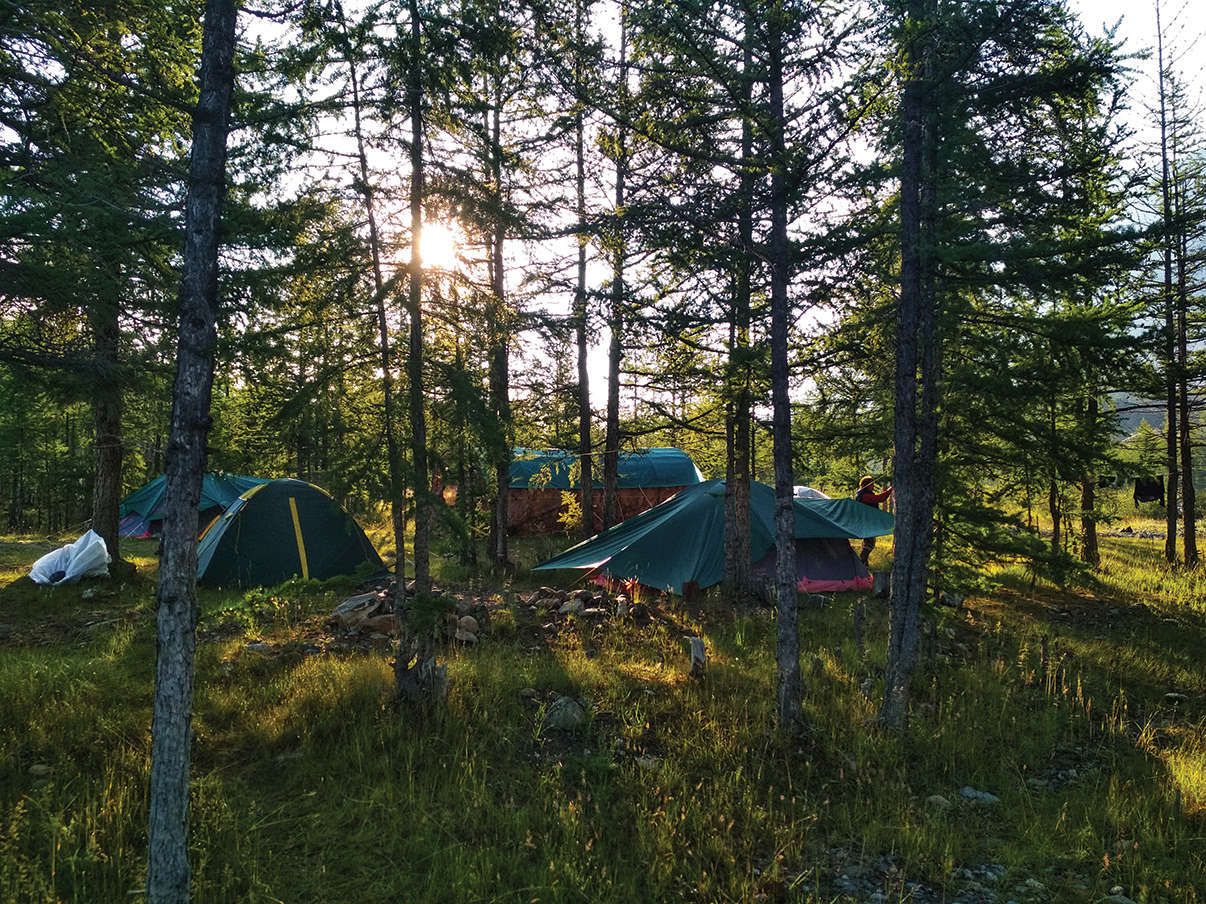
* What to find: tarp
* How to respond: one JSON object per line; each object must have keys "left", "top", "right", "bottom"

{"left": 509, "top": 447, "right": 704, "bottom": 490}
{"left": 29, "top": 530, "right": 111, "bottom": 585}
{"left": 119, "top": 473, "right": 268, "bottom": 536}
{"left": 196, "top": 478, "right": 384, "bottom": 588}
{"left": 533, "top": 478, "right": 893, "bottom": 595}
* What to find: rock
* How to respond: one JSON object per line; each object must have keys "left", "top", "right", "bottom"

{"left": 244, "top": 642, "right": 273, "bottom": 653}
{"left": 458, "top": 615, "right": 479, "bottom": 634}
{"left": 558, "top": 600, "right": 584, "bottom": 616}
{"left": 860, "top": 677, "right": 875, "bottom": 698}
{"left": 635, "top": 755, "right": 659, "bottom": 770}
{"left": 363, "top": 614, "right": 401, "bottom": 635}
{"left": 573, "top": 588, "right": 594, "bottom": 603}
{"left": 1109, "top": 887, "right": 1124, "bottom": 897}
{"left": 582, "top": 607, "right": 607, "bottom": 617}
{"left": 1102, "top": 896, "right": 1137, "bottom": 904}
{"left": 1165, "top": 692, "right": 1188, "bottom": 704}
{"left": 454, "top": 629, "right": 477, "bottom": 643}
{"left": 939, "top": 591, "right": 964, "bottom": 609}
{"left": 616, "top": 599, "right": 630, "bottom": 617}
{"left": 537, "top": 586, "right": 558, "bottom": 599}
{"left": 629, "top": 603, "right": 651, "bottom": 627}
{"left": 959, "top": 786, "right": 1000, "bottom": 805}
{"left": 334, "top": 591, "right": 380, "bottom": 615}
{"left": 518, "top": 687, "right": 539, "bottom": 699}
{"left": 926, "top": 794, "right": 952, "bottom": 810}
{"left": 545, "top": 696, "right": 587, "bottom": 731}
{"left": 29, "top": 764, "right": 51, "bottom": 777}
{"left": 369, "top": 632, "right": 392, "bottom": 649}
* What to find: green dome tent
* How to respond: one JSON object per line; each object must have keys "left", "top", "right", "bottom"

{"left": 196, "top": 479, "right": 384, "bottom": 588}
{"left": 533, "top": 479, "right": 894, "bottom": 595}
{"left": 118, "top": 472, "right": 267, "bottom": 537}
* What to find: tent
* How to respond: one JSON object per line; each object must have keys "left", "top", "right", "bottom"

{"left": 508, "top": 447, "right": 705, "bottom": 534}
{"left": 533, "top": 478, "right": 894, "bottom": 595}
{"left": 196, "top": 478, "right": 384, "bottom": 587}
{"left": 118, "top": 472, "right": 267, "bottom": 538}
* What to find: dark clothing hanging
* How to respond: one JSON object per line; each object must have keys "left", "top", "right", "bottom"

{"left": 1134, "top": 475, "right": 1165, "bottom": 506}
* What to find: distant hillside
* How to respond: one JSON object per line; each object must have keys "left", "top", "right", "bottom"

{"left": 1109, "top": 392, "right": 1165, "bottom": 438}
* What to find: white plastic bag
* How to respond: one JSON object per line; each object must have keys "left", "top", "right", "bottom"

{"left": 29, "top": 530, "right": 111, "bottom": 585}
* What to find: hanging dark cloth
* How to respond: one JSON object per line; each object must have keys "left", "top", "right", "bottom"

{"left": 1134, "top": 475, "right": 1165, "bottom": 506}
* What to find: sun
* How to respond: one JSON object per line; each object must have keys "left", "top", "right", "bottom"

{"left": 420, "top": 220, "right": 459, "bottom": 271}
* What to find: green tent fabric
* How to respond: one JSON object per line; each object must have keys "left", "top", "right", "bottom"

{"left": 196, "top": 479, "right": 384, "bottom": 587}
{"left": 119, "top": 472, "right": 267, "bottom": 537}
{"left": 509, "top": 447, "right": 703, "bottom": 490}
{"left": 533, "top": 478, "right": 894, "bottom": 594}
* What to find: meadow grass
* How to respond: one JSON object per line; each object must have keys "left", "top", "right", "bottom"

{"left": 0, "top": 532, "right": 1203, "bottom": 902}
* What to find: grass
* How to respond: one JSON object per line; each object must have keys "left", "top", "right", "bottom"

{"left": 1, "top": 531, "right": 1204, "bottom": 902}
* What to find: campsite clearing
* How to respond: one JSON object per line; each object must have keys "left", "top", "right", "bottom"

{"left": 1, "top": 532, "right": 1203, "bottom": 902}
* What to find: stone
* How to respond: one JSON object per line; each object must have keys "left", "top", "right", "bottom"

{"left": 939, "top": 591, "right": 965, "bottom": 609}
{"left": 802, "top": 593, "right": 830, "bottom": 610}
{"left": 616, "top": 599, "right": 630, "bottom": 617}
{"left": 959, "top": 786, "right": 1000, "bottom": 805}
{"left": 334, "top": 591, "right": 379, "bottom": 615}
{"left": 518, "top": 687, "right": 539, "bottom": 699}
{"left": 29, "top": 764, "right": 51, "bottom": 777}
{"left": 925, "top": 794, "right": 952, "bottom": 810}
{"left": 629, "top": 603, "right": 651, "bottom": 627}
{"left": 558, "top": 600, "right": 584, "bottom": 615}
{"left": 545, "top": 699, "right": 586, "bottom": 732}
{"left": 244, "top": 642, "right": 273, "bottom": 653}
{"left": 1165, "top": 692, "right": 1188, "bottom": 704}
{"left": 454, "top": 629, "right": 477, "bottom": 643}
{"left": 369, "top": 632, "right": 392, "bottom": 649}
{"left": 635, "top": 755, "right": 659, "bottom": 770}
{"left": 573, "top": 588, "right": 594, "bottom": 603}
{"left": 1109, "top": 887, "right": 1124, "bottom": 897}
{"left": 363, "top": 614, "right": 401, "bottom": 635}
{"left": 582, "top": 607, "right": 607, "bottom": 617}
{"left": 458, "top": 615, "right": 479, "bottom": 634}
{"left": 545, "top": 696, "right": 587, "bottom": 731}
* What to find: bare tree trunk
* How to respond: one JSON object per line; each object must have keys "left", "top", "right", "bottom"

{"left": 146, "top": 1, "right": 237, "bottom": 900}
{"left": 766, "top": 10, "right": 801, "bottom": 731}
{"left": 1081, "top": 396, "right": 1099, "bottom": 566}
{"left": 881, "top": 0, "right": 938, "bottom": 731}
{"left": 337, "top": 0, "right": 407, "bottom": 587}
{"left": 89, "top": 293, "right": 125, "bottom": 571}
{"left": 1175, "top": 177, "right": 1197, "bottom": 566}
{"left": 602, "top": 5, "right": 627, "bottom": 532}
{"left": 488, "top": 87, "right": 512, "bottom": 569}
{"left": 574, "top": 0, "right": 593, "bottom": 540}
{"left": 725, "top": 22, "right": 755, "bottom": 602}
{"left": 1157, "top": 1, "right": 1179, "bottom": 563}
{"left": 406, "top": 0, "right": 430, "bottom": 593}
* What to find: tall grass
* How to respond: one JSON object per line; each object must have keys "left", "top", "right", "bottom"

{"left": 0, "top": 532, "right": 1203, "bottom": 902}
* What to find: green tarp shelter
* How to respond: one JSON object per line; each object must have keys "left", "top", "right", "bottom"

{"left": 509, "top": 447, "right": 703, "bottom": 489}
{"left": 534, "top": 478, "right": 894, "bottom": 595}
{"left": 118, "top": 472, "right": 268, "bottom": 537}
{"left": 196, "top": 478, "right": 384, "bottom": 588}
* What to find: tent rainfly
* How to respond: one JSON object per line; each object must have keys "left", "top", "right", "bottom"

{"left": 533, "top": 478, "right": 894, "bottom": 595}
{"left": 508, "top": 446, "right": 704, "bottom": 534}
{"left": 118, "top": 472, "right": 267, "bottom": 538}
{"left": 196, "top": 478, "right": 383, "bottom": 588}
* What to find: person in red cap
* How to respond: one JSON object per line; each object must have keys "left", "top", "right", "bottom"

{"left": 855, "top": 475, "right": 893, "bottom": 566}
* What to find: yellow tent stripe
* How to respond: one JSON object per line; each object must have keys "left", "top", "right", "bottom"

{"left": 289, "top": 497, "right": 309, "bottom": 580}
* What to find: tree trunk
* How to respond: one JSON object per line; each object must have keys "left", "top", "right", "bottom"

{"left": 602, "top": 6, "right": 627, "bottom": 533}
{"left": 1157, "top": 2, "right": 1179, "bottom": 563}
{"left": 881, "top": 0, "right": 938, "bottom": 731}
{"left": 767, "top": 9, "right": 801, "bottom": 731}
{"left": 406, "top": 0, "right": 430, "bottom": 593}
{"left": 574, "top": 0, "right": 593, "bottom": 540}
{"left": 89, "top": 293, "right": 125, "bottom": 571}
{"left": 724, "top": 22, "right": 755, "bottom": 603}
{"left": 1081, "top": 396, "right": 1099, "bottom": 566}
{"left": 146, "top": 1, "right": 237, "bottom": 900}
{"left": 488, "top": 87, "right": 512, "bottom": 569}
{"left": 338, "top": 0, "right": 407, "bottom": 587}
{"left": 1175, "top": 175, "right": 1197, "bottom": 566}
